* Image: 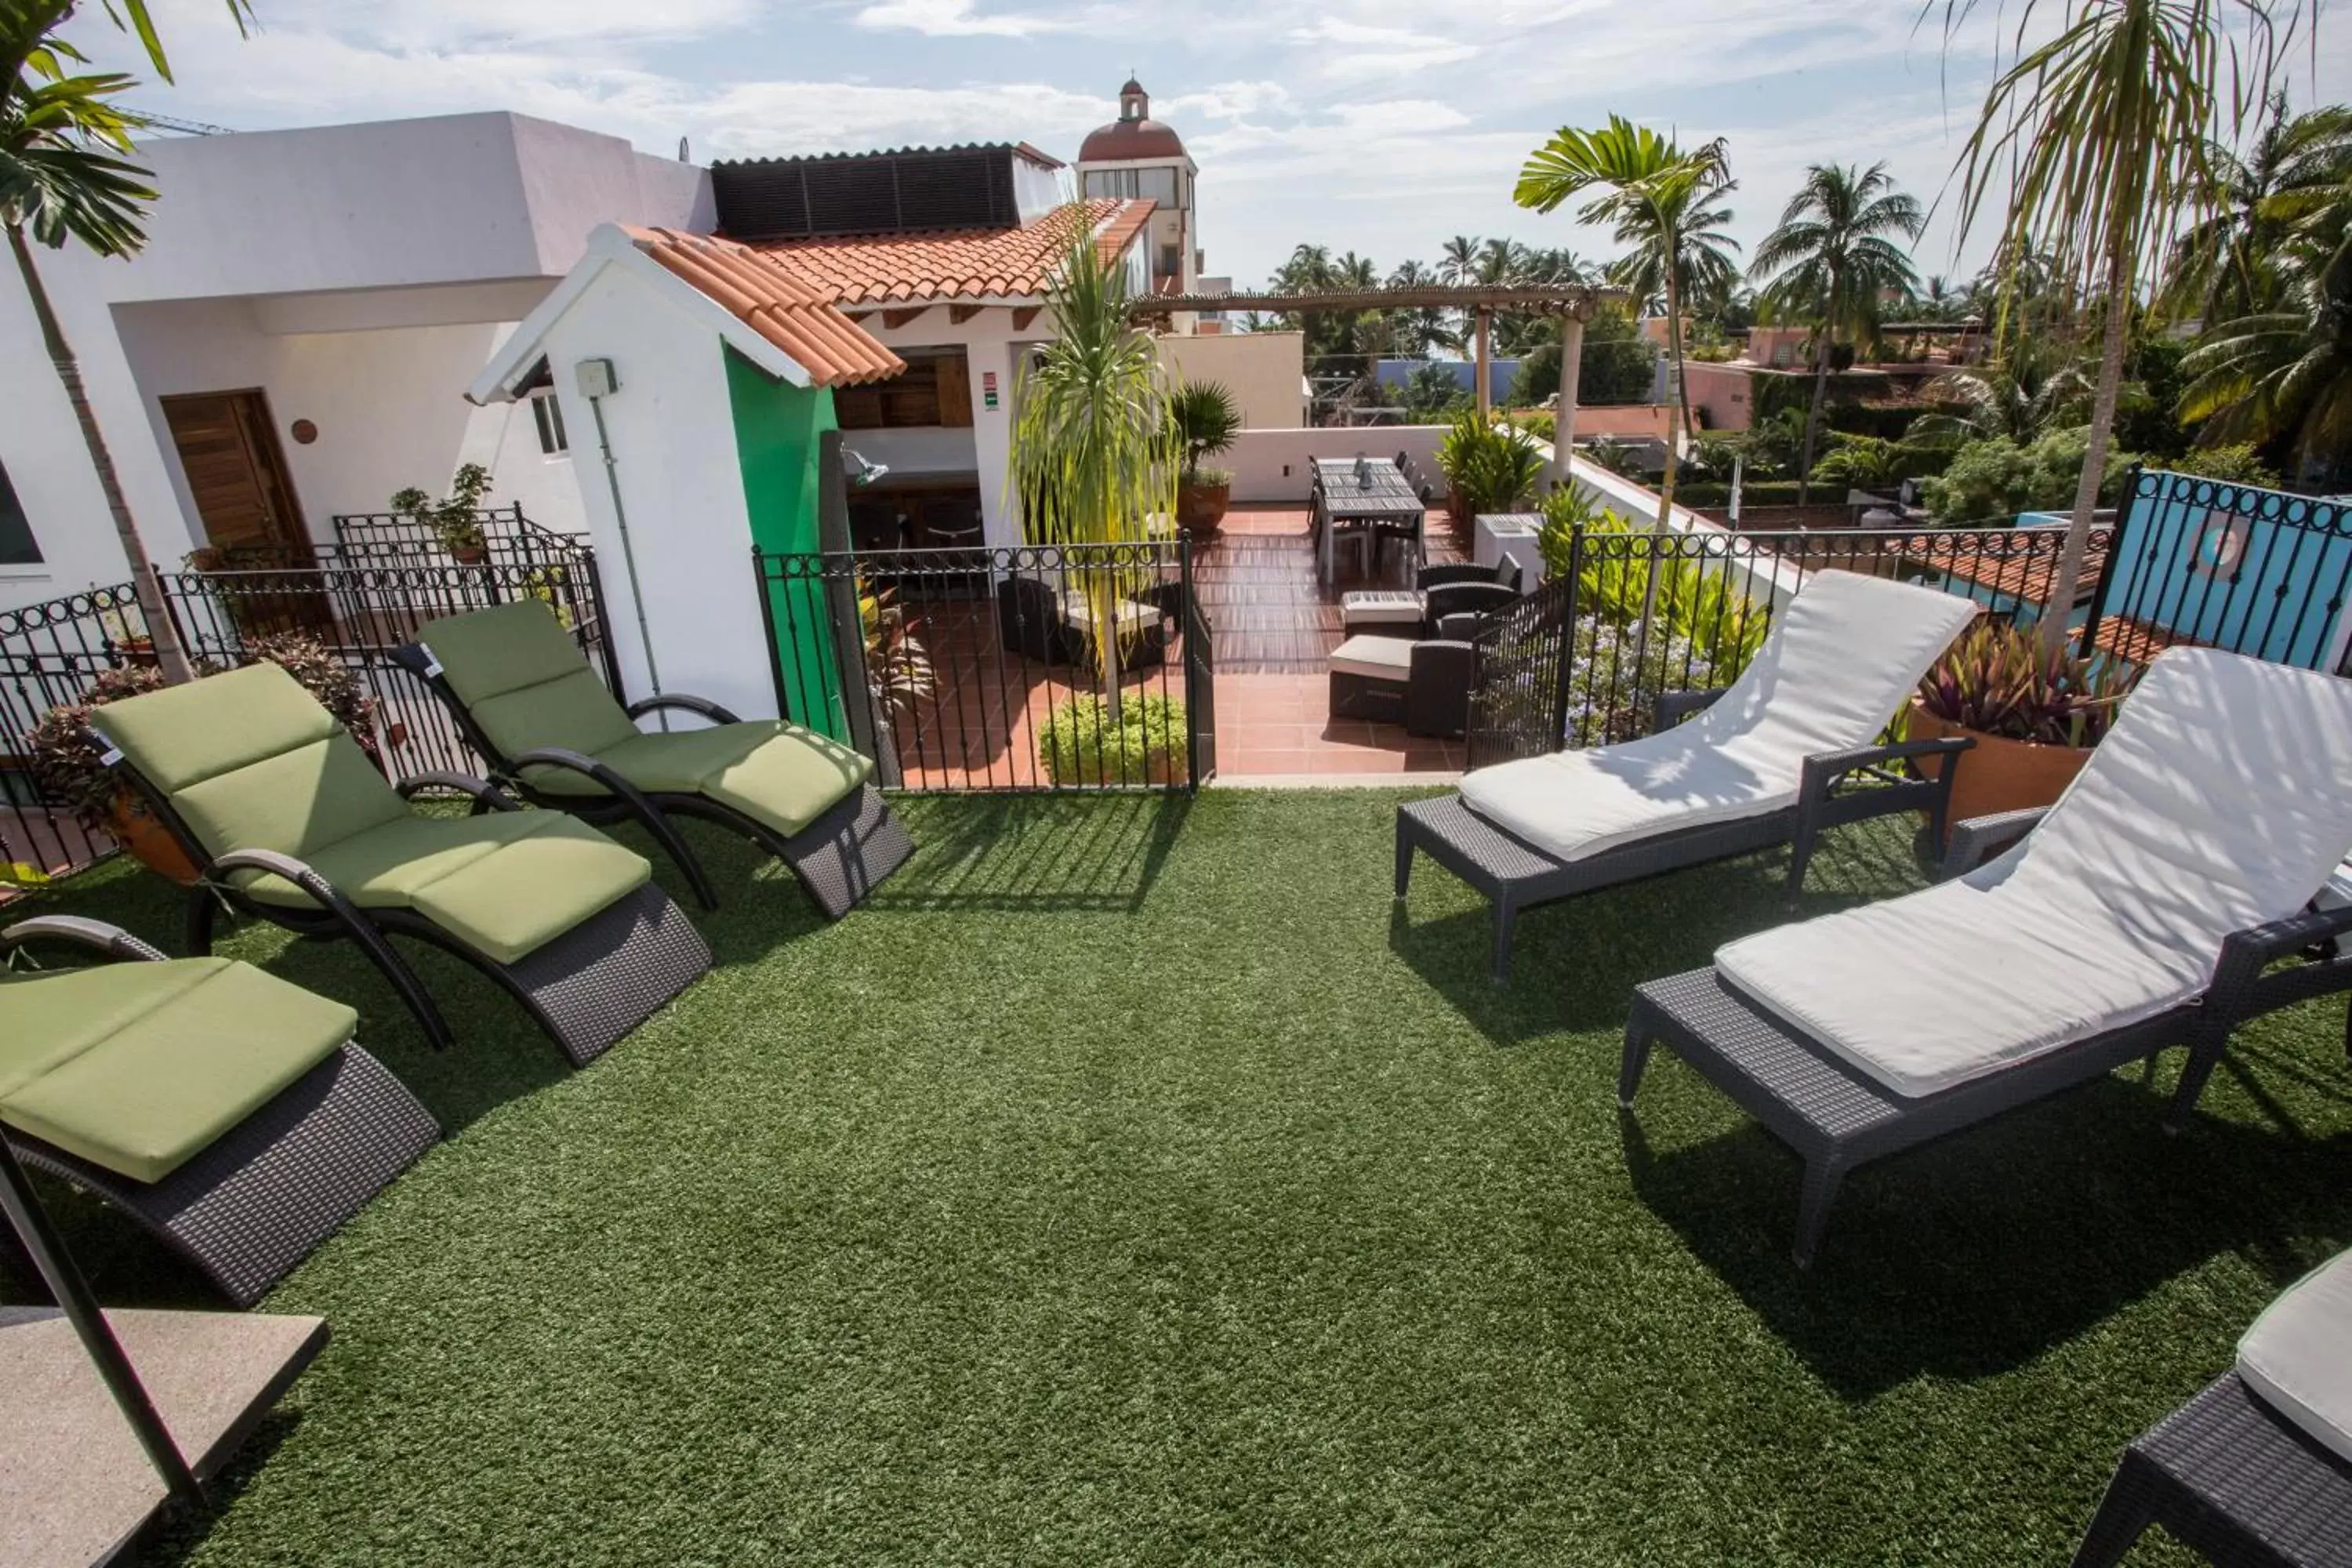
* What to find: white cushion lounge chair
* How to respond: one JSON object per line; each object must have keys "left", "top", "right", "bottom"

{"left": 1623, "top": 648, "right": 2352, "bottom": 1265}
{"left": 2073, "top": 1248, "right": 2352, "bottom": 1566}
{"left": 1395, "top": 568, "right": 1982, "bottom": 982}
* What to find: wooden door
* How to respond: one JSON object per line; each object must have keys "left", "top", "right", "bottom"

{"left": 160, "top": 390, "right": 309, "bottom": 558}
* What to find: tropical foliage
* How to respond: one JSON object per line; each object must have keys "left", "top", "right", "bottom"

{"left": 1919, "top": 429, "right": 2140, "bottom": 523}
{"left": 1037, "top": 693, "right": 1186, "bottom": 786}
{"left": 1915, "top": 619, "right": 2137, "bottom": 747}
{"left": 4, "top": 0, "right": 256, "bottom": 682}
{"left": 1516, "top": 114, "right": 1735, "bottom": 528}
{"left": 1011, "top": 224, "right": 1178, "bottom": 698}
{"left": 1167, "top": 379, "right": 1241, "bottom": 485}
{"left": 1748, "top": 162, "right": 1923, "bottom": 500}
{"left": 1434, "top": 410, "right": 1547, "bottom": 524}
{"left": 1932, "top": 0, "right": 2314, "bottom": 642}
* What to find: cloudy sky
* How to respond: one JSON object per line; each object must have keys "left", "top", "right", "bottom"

{"left": 74, "top": 1, "right": 2352, "bottom": 292}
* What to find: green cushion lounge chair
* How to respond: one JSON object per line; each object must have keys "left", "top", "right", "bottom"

{"left": 0, "top": 915, "right": 436, "bottom": 1305}
{"left": 393, "top": 601, "right": 912, "bottom": 917}
{"left": 91, "top": 663, "right": 710, "bottom": 1066}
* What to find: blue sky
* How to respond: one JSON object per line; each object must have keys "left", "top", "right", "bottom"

{"left": 78, "top": 1, "right": 2352, "bottom": 293}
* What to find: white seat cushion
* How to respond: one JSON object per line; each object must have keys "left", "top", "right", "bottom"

{"left": 1330, "top": 635, "right": 1416, "bottom": 682}
{"left": 1716, "top": 649, "right": 2352, "bottom": 1098}
{"left": 2238, "top": 1250, "right": 2352, "bottom": 1465}
{"left": 1461, "top": 569, "right": 1978, "bottom": 864}
{"left": 1341, "top": 590, "right": 1425, "bottom": 626}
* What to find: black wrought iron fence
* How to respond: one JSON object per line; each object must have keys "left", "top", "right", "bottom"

{"left": 1465, "top": 524, "right": 2112, "bottom": 769}
{"left": 2082, "top": 466, "right": 2352, "bottom": 673}
{"left": 327, "top": 503, "right": 555, "bottom": 558}
{"left": 0, "top": 584, "right": 151, "bottom": 881}
{"left": 152, "top": 550, "right": 615, "bottom": 780}
{"left": 753, "top": 541, "right": 1209, "bottom": 792}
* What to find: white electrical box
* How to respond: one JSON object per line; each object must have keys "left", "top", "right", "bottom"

{"left": 575, "top": 358, "right": 618, "bottom": 398}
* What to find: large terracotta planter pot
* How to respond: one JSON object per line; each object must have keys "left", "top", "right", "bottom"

{"left": 1905, "top": 699, "right": 2093, "bottom": 844}
{"left": 105, "top": 788, "right": 201, "bottom": 885}
{"left": 1177, "top": 481, "right": 1230, "bottom": 536}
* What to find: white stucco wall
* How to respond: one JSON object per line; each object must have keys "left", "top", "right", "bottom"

{"left": 1223, "top": 425, "right": 1452, "bottom": 503}
{"left": 108, "top": 300, "right": 585, "bottom": 548}
{"left": 0, "top": 111, "right": 706, "bottom": 610}
{"left": 1152, "top": 332, "right": 1306, "bottom": 430}
{"left": 517, "top": 263, "right": 776, "bottom": 721}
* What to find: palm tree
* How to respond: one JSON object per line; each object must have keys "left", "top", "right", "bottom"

{"left": 2178, "top": 180, "right": 2352, "bottom": 474}
{"left": 1519, "top": 114, "right": 1736, "bottom": 528}
{"left": 1933, "top": 0, "right": 2314, "bottom": 650}
{"left": 1009, "top": 220, "right": 1178, "bottom": 706}
{"left": 2161, "top": 96, "right": 2352, "bottom": 325}
{"left": 1385, "top": 259, "right": 1458, "bottom": 357}
{"left": 1748, "top": 163, "right": 1923, "bottom": 503}
{"left": 1439, "top": 234, "right": 1482, "bottom": 283}
{"left": 4, "top": 1, "right": 252, "bottom": 682}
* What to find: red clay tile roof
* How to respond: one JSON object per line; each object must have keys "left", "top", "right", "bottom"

{"left": 748, "top": 199, "right": 1156, "bottom": 307}
{"left": 621, "top": 227, "right": 906, "bottom": 387}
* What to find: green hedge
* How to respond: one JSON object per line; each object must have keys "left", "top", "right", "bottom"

{"left": 1673, "top": 480, "right": 1817, "bottom": 508}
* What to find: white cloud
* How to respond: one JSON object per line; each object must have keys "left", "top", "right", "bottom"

{"left": 1160, "top": 82, "right": 1294, "bottom": 122}
{"left": 853, "top": 0, "right": 1072, "bottom": 37}
{"left": 1286, "top": 15, "right": 1480, "bottom": 81}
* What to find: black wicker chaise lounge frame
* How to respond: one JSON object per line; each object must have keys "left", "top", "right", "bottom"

{"left": 0, "top": 916, "right": 437, "bottom": 1306}
{"left": 389, "top": 645, "right": 913, "bottom": 922}
{"left": 1618, "top": 808, "right": 2352, "bottom": 1268}
{"left": 1395, "top": 687, "right": 1973, "bottom": 983}
{"left": 2071, "top": 1371, "right": 2352, "bottom": 1567}
{"left": 107, "top": 758, "right": 709, "bottom": 1070}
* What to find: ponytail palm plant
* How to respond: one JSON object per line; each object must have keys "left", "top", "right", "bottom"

{"left": 4, "top": 0, "right": 254, "bottom": 684}
{"left": 1930, "top": 0, "right": 2314, "bottom": 650}
{"left": 1010, "top": 218, "right": 1178, "bottom": 706}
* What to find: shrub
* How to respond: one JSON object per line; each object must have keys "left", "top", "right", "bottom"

{"left": 1915, "top": 619, "right": 2135, "bottom": 746}
{"left": 1921, "top": 430, "right": 2140, "bottom": 525}
{"left": 1506, "top": 307, "right": 1661, "bottom": 408}
{"left": 28, "top": 633, "right": 379, "bottom": 831}
{"left": 2165, "top": 443, "right": 2281, "bottom": 488}
{"left": 1534, "top": 488, "right": 1769, "bottom": 681}
{"left": 390, "top": 462, "right": 495, "bottom": 553}
{"left": 1435, "top": 410, "right": 1547, "bottom": 521}
{"left": 1038, "top": 694, "right": 1187, "bottom": 785}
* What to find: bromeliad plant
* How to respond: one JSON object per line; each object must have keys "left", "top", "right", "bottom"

{"left": 1914, "top": 619, "right": 2136, "bottom": 747}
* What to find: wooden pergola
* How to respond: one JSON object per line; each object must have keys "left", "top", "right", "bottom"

{"left": 1133, "top": 284, "right": 1628, "bottom": 479}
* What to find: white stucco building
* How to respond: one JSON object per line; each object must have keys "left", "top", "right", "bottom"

{"left": 0, "top": 112, "right": 710, "bottom": 609}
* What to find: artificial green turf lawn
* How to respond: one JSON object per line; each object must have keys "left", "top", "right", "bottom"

{"left": 9, "top": 789, "right": 2349, "bottom": 1566}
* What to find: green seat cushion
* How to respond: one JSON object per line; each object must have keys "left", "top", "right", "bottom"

{"left": 417, "top": 604, "right": 637, "bottom": 759}
{"left": 247, "top": 811, "right": 650, "bottom": 966}
{"left": 91, "top": 665, "right": 409, "bottom": 862}
{"left": 532, "top": 722, "right": 873, "bottom": 839}
{"left": 0, "top": 960, "right": 355, "bottom": 1185}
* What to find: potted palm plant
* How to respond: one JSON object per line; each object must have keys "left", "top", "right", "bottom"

{"left": 1169, "top": 379, "right": 1241, "bottom": 536}
{"left": 1905, "top": 618, "right": 2136, "bottom": 839}
{"left": 1435, "top": 409, "right": 1546, "bottom": 542}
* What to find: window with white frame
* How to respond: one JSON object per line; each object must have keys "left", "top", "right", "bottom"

{"left": 531, "top": 391, "right": 569, "bottom": 456}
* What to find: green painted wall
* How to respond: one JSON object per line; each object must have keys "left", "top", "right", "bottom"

{"left": 724, "top": 345, "right": 848, "bottom": 740}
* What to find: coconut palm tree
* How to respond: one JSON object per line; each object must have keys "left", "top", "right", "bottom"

{"left": 1933, "top": 0, "right": 2314, "bottom": 650}
{"left": 5, "top": 1, "right": 253, "bottom": 682}
{"left": 1439, "top": 234, "right": 1482, "bottom": 283}
{"left": 2161, "top": 96, "right": 2352, "bottom": 325}
{"left": 1010, "top": 221, "right": 1178, "bottom": 707}
{"left": 2178, "top": 180, "right": 2352, "bottom": 474}
{"left": 1748, "top": 162, "right": 1923, "bottom": 503}
{"left": 1518, "top": 114, "right": 1736, "bottom": 528}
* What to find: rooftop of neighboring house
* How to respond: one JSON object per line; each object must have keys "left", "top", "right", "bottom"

{"left": 742, "top": 198, "right": 1157, "bottom": 307}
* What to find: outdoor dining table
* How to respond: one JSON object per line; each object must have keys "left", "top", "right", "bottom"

{"left": 1312, "top": 457, "right": 1425, "bottom": 586}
